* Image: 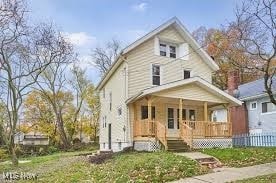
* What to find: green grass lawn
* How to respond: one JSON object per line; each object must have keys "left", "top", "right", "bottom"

{"left": 0, "top": 151, "right": 208, "bottom": 183}
{"left": 234, "top": 173, "right": 276, "bottom": 183}
{"left": 201, "top": 147, "right": 276, "bottom": 167}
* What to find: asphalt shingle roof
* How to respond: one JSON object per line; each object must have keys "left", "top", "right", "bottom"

{"left": 238, "top": 77, "right": 276, "bottom": 99}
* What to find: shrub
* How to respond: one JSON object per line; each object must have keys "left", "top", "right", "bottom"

{"left": 88, "top": 152, "right": 113, "bottom": 164}
{"left": 47, "top": 146, "right": 59, "bottom": 154}
{"left": 14, "top": 146, "right": 24, "bottom": 156}
{"left": 72, "top": 138, "right": 81, "bottom": 144}
{"left": 0, "top": 148, "right": 9, "bottom": 161}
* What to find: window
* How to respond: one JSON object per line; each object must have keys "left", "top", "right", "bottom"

{"left": 152, "top": 65, "right": 160, "bottom": 85}
{"left": 177, "top": 109, "right": 186, "bottom": 129}
{"left": 250, "top": 101, "right": 257, "bottom": 110}
{"left": 103, "top": 143, "right": 105, "bottom": 149}
{"left": 167, "top": 108, "right": 174, "bottom": 129}
{"left": 189, "top": 110, "right": 195, "bottom": 121}
{"left": 189, "top": 110, "right": 196, "bottom": 129}
{"left": 159, "top": 44, "right": 166, "bottom": 56}
{"left": 184, "top": 70, "right": 191, "bottom": 79}
{"left": 117, "top": 107, "right": 122, "bottom": 116}
{"left": 109, "top": 92, "right": 112, "bottom": 111}
{"left": 169, "top": 46, "right": 176, "bottom": 58}
{"left": 141, "top": 106, "right": 155, "bottom": 120}
{"left": 262, "top": 102, "right": 276, "bottom": 113}
{"left": 102, "top": 116, "right": 107, "bottom": 128}
{"left": 103, "top": 88, "right": 105, "bottom": 98}
{"left": 118, "top": 142, "right": 122, "bottom": 150}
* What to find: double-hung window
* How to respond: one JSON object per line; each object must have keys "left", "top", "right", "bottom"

{"left": 262, "top": 102, "right": 276, "bottom": 113}
{"left": 152, "top": 65, "right": 160, "bottom": 85}
{"left": 159, "top": 44, "right": 167, "bottom": 56}
{"left": 169, "top": 46, "right": 176, "bottom": 58}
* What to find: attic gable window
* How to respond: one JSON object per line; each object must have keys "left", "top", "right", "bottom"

{"left": 159, "top": 44, "right": 166, "bottom": 56}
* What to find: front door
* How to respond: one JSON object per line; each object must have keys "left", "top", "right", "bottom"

{"left": 167, "top": 107, "right": 179, "bottom": 138}
{"left": 108, "top": 124, "right": 111, "bottom": 149}
{"left": 166, "top": 106, "right": 196, "bottom": 138}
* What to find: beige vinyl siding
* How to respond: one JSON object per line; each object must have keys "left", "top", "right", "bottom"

{"left": 158, "top": 26, "right": 184, "bottom": 42}
{"left": 154, "top": 84, "right": 227, "bottom": 103}
{"left": 99, "top": 62, "right": 129, "bottom": 147}
{"left": 126, "top": 25, "right": 213, "bottom": 98}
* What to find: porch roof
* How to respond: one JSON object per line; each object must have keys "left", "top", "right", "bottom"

{"left": 126, "top": 77, "right": 243, "bottom": 106}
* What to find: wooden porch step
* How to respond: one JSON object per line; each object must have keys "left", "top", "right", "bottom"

{"left": 166, "top": 140, "right": 190, "bottom": 152}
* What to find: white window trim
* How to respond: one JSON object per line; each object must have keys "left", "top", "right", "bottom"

{"left": 159, "top": 41, "right": 178, "bottom": 59}
{"left": 183, "top": 68, "right": 192, "bottom": 79}
{"left": 260, "top": 101, "right": 276, "bottom": 115}
{"left": 249, "top": 101, "right": 257, "bottom": 110}
{"left": 151, "top": 64, "right": 162, "bottom": 86}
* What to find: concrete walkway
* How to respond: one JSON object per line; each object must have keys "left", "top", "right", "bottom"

{"left": 171, "top": 161, "right": 276, "bottom": 183}
{"left": 176, "top": 152, "right": 215, "bottom": 160}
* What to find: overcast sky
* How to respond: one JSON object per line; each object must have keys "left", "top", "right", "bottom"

{"left": 28, "top": 0, "right": 241, "bottom": 84}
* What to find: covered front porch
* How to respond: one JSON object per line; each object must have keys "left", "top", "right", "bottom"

{"left": 131, "top": 96, "right": 232, "bottom": 149}
{"left": 128, "top": 78, "right": 242, "bottom": 150}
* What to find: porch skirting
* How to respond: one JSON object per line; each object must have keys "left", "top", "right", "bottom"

{"left": 192, "top": 138, "right": 232, "bottom": 149}
{"left": 134, "top": 138, "right": 161, "bottom": 151}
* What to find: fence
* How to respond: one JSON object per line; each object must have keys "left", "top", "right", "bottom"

{"left": 233, "top": 132, "right": 276, "bottom": 147}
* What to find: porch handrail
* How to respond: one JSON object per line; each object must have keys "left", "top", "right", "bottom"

{"left": 180, "top": 121, "right": 193, "bottom": 148}
{"left": 183, "top": 120, "right": 232, "bottom": 138}
{"left": 156, "top": 121, "right": 167, "bottom": 150}
{"left": 134, "top": 119, "right": 155, "bottom": 137}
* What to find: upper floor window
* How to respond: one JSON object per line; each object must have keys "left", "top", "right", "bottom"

{"left": 159, "top": 44, "right": 167, "bottom": 56}
{"left": 109, "top": 92, "right": 112, "bottom": 111}
{"left": 262, "top": 102, "right": 276, "bottom": 113}
{"left": 250, "top": 101, "right": 257, "bottom": 110}
{"left": 152, "top": 65, "right": 160, "bottom": 85}
{"left": 184, "top": 70, "right": 191, "bottom": 79}
{"left": 169, "top": 46, "right": 176, "bottom": 58}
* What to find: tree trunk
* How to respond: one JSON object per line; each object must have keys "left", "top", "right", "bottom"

{"left": 56, "top": 112, "right": 70, "bottom": 148}
{"left": 8, "top": 136, "right": 18, "bottom": 166}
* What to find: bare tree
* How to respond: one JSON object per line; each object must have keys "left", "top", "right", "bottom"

{"left": 0, "top": 0, "right": 59, "bottom": 165}
{"left": 34, "top": 40, "right": 76, "bottom": 148}
{"left": 233, "top": 0, "right": 276, "bottom": 103}
{"left": 91, "top": 39, "right": 122, "bottom": 75}
{"left": 69, "top": 65, "right": 90, "bottom": 141}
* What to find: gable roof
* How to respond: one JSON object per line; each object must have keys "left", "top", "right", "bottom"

{"left": 96, "top": 17, "right": 219, "bottom": 91}
{"left": 126, "top": 77, "right": 242, "bottom": 106}
{"left": 238, "top": 77, "right": 276, "bottom": 101}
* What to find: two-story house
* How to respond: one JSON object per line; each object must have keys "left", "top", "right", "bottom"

{"left": 96, "top": 17, "right": 242, "bottom": 152}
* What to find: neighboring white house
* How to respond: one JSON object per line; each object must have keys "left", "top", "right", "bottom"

{"left": 96, "top": 17, "right": 242, "bottom": 152}
{"left": 14, "top": 132, "right": 49, "bottom": 146}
